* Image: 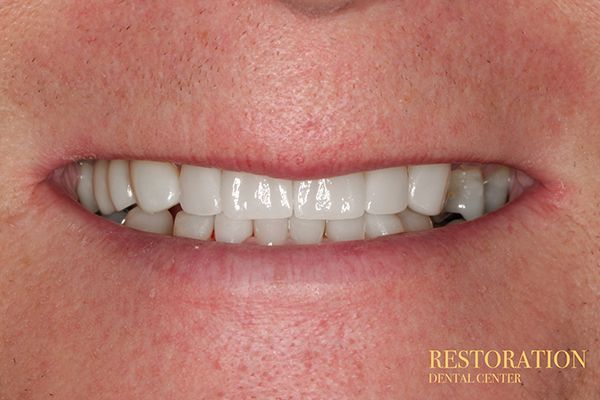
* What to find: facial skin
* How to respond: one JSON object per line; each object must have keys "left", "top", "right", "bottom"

{"left": 0, "top": 0, "right": 598, "bottom": 398}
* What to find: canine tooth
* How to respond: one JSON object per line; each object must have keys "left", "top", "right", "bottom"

{"left": 365, "top": 167, "right": 408, "bottom": 214}
{"left": 484, "top": 166, "right": 511, "bottom": 213}
{"left": 444, "top": 166, "right": 484, "bottom": 221}
{"left": 398, "top": 209, "right": 433, "bottom": 232}
{"left": 221, "top": 171, "right": 292, "bottom": 219}
{"left": 408, "top": 164, "right": 450, "bottom": 215}
{"left": 294, "top": 173, "right": 365, "bottom": 220}
{"left": 254, "top": 219, "right": 289, "bottom": 246}
{"left": 108, "top": 160, "right": 136, "bottom": 211}
{"left": 214, "top": 213, "right": 252, "bottom": 243}
{"left": 173, "top": 211, "right": 214, "bottom": 240}
{"left": 124, "top": 206, "right": 173, "bottom": 235}
{"left": 93, "top": 160, "right": 116, "bottom": 215}
{"left": 179, "top": 165, "right": 221, "bottom": 216}
{"left": 130, "top": 161, "right": 180, "bottom": 213}
{"left": 326, "top": 216, "right": 365, "bottom": 242}
{"left": 289, "top": 217, "right": 325, "bottom": 245}
{"left": 365, "top": 213, "right": 404, "bottom": 239}
{"left": 77, "top": 161, "right": 99, "bottom": 213}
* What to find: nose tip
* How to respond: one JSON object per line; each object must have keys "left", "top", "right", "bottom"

{"left": 281, "top": 0, "right": 355, "bottom": 14}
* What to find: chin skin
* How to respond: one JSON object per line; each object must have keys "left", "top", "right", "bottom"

{"left": 0, "top": 0, "right": 599, "bottom": 399}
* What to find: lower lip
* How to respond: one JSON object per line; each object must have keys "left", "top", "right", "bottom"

{"left": 42, "top": 178, "right": 549, "bottom": 289}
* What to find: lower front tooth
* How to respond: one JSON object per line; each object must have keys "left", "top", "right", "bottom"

{"left": 365, "top": 213, "right": 404, "bottom": 239}
{"left": 444, "top": 166, "right": 484, "bottom": 221}
{"left": 289, "top": 217, "right": 325, "bottom": 244}
{"left": 407, "top": 164, "right": 451, "bottom": 216}
{"left": 76, "top": 161, "right": 99, "bottom": 213}
{"left": 93, "top": 160, "right": 116, "bottom": 215}
{"left": 173, "top": 211, "right": 214, "bottom": 240}
{"left": 214, "top": 214, "right": 252, "bottom": 243}
{"left": 326, "top": 216, "right": 365, "bottom": 242}
{"left": 398, "top": 209, "right": 433, "bottom": 232}
{"left": 253, "top": 219, "right": 289, "bottom": 246}
{"left": 124, "top": 206, "right": 173, "bottom": 235}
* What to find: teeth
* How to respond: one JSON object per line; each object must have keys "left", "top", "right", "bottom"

{"left": 365, "top": 167, "right": 408, "bottom": 214}
{"left": 74, "top": 160, "right": 529, "bottom": 245}
{"left": 108, "top": 160, "right": 137, "bottom": 211}
{"left": 484, "top": 166, "right": 511, "bottom": 213}
{"left": 130, "top": 161, "right": 180, "bottom": 213}
{"left": 326, "top": 216, "right": 365, "bottom": 242}
{"left": 93, "top": 160, "right": 116, "bottom": 215}
{"left": 76, "top": 161, "right": 99, "bottom": 213}
{"left": 221, "top": 171, "right": 293, "bottom": 219}
{"left": 444, "top": 166, "right": 484, "bottom": 221}
{"left": 179, "top": 165, "right": 221, "bottom": 216}
{"left": 398, "top": 209, "right": 433, "bottom": 232}
{"left": 173, "top": 211, "right": 214, "bottom": 240}
{"left": 124, "top": 206, "right": 173, "bottom": 235}
{"left": 214, "top": 213, "right": 253, "bottom": 243}
{"left": 254, "top": 219, "right": 289, "bottom": 246}
{"left": 289, "top": 217, "right": 325, "bottom": 244}
{"left": 365, "top": 213, "right": 404, "bottom": 239}
{"left": 407, "top": 164, "right": 451, "bottom": 215}
{"left": 294, "top": 173, "right": 365, "bottom": 220}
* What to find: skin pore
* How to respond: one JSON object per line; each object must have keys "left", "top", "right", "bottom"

{"left": 0, "top": 0, "right": 599, "bottom": 398}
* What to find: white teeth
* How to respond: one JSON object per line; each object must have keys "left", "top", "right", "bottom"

{"left": 365, "top": 167, "right": 408, "bottom": 214}
{"left": 173, "top": 211, "right": 214, "bottom": 240}
{"left": 444, "top": 166, "right": 484, "bottom": 221}
{"left": 214, "top": 213, "right": 253, "bottom": 243}
{"left": 108, "top": 160, "right": 136, "bottom": 211}
{"left": 93, "top": 160, "right": 116, "bottom": 215}
{"left": 398, "top": 209, "right": 433, "bottom": 232}
{"left": 179, "top": 165, "right": 222, "bottom": 216}
{"left": 124, "top": 206, "right": 173, "bottom": 235}
{"left": 289, "top": 217, "right": 325, "bottom": 244}
{"left": 407, "top": 164, "right": 451, "bottom": 215}
{"left": 254, "top": 219, "right": 289, "bottom": 246}
{"left": 294, "top": 173, "right": 365, "bottom": 220}
{"left": 326, "top": 216, "right": 365, "bottom": 242}
{"left": 484, "top": 166, "right": 511, "bottom": 212}
{"left": 365, "top": 213, "right": 404, "bottom": 239}
{"left": 221, "top": 171, "right": 293, "bottom": 219}
{"left": 76, "top": 161, "right": 99, "bottom": 213}
{"left": 130, "top": 161, "right": 180, "bottom": 213}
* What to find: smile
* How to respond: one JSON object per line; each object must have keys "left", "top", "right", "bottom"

{"left": 60, "top": 160, "right": 533, "bottom": 246}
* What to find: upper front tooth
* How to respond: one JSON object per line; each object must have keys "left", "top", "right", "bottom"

{"left": 179, "top": 165, "right": 221, "bottom": 216}
{"left": 108, "top": 160, "right": 137, "bottom": 211}
{"left": 484, "top": 166, "right": 511, "bottom": 213}
{"left": 294, "top": 173, "right": 366, "bottom": 220}
{"left": 221, "top": 171, "right": 293, "bottom": 219}
{"left": 130, "top": 161, "right": 181, "bottom": 213}
{"left": 76, "top": 161, "right": 99, "bottom": 213}
{"left": 93, "top": 160, "right": 116, "bottom": 215}
{"left": 365, "top": 213, "right": 404, "bottom": 239}
{"left": 365, "top": 167, "right": 408, "bottom": 214}
{"left": 407, "top": 164, "right": 451, "bottom": 215}
{"left": 445, "top": 166, "right": 484, "bottom": 221}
